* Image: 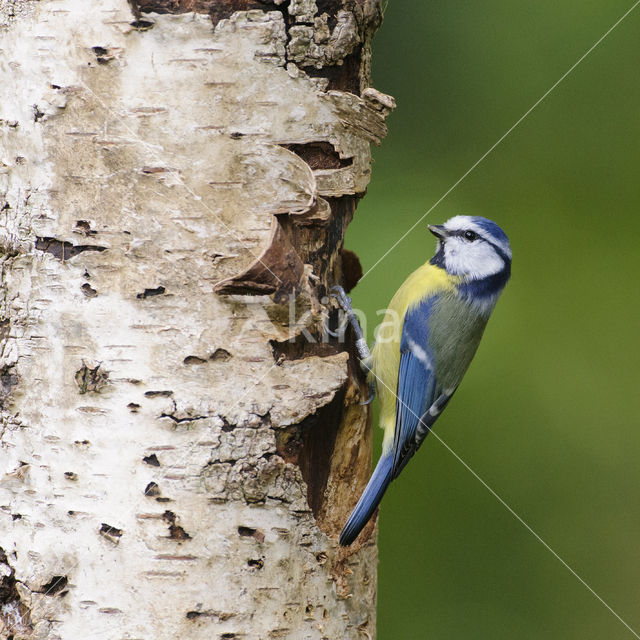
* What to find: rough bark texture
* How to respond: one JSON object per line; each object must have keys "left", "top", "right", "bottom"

{"left": 0, "top": 1, "right": 394, "bottom": 638}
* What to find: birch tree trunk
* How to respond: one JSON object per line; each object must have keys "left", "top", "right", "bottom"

{"left": 0, "top": 1, "right": 393, "bottom": 638}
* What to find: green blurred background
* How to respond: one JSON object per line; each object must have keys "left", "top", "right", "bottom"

{"left": 345, "top": 2, "right": 640, "bottom": 638}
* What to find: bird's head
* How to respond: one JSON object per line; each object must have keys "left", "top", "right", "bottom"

{"left": 428, "top": 215, "right": 511, "bottom": 281}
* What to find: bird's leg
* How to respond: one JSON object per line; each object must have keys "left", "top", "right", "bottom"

{"left": 330, "top": 287, "right": 375, "bottom": 406}
{"left": 330, "top": 286, "right": 370, "bottom": 361}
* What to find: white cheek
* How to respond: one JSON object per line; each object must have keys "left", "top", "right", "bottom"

{"left": 444, "top": 239, "right": 503, "bottom": 278}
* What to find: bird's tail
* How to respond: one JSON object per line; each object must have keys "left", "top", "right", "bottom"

{"left": 339, "top": 452, "right": 393, "bottom": 546}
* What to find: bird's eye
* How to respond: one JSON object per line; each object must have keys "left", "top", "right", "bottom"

{"left": 464, "top": 230, "right": 477, "bottom": 241}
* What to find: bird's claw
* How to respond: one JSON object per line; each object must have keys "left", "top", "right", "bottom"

{"left": 330, "top": 285, "right": 353, "bottom": 313}
{"left": 329, "top": 283, "right": 372, "bottom": 362}
{"left": 325, "top": 315, "right": 349, "bottom": 338}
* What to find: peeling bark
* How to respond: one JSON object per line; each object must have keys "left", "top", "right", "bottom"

{"left": 0, "top": 0, "right": 394, "bottom": 637}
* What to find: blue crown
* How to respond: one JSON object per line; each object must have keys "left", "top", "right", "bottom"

{"left": 470, "top": 217, "right": 511, "bottom": 258}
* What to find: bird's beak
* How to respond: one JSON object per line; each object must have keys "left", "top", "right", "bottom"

{"left": 428, "top": 224, "right": 447, "bottom": 239}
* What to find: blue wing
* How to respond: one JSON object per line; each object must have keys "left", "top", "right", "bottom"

{"left": 391, "top": 298, "right": 455, "bottom": 478}
{"left": 339, "top": 295, "right": 457, "bottom": 546}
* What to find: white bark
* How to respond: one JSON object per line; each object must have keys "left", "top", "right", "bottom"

{"left": 0, "top": 1, "right": 393, "bottom": 638}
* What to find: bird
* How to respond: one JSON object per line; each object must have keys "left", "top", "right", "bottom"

{"left": 334, "top": 215, "right": 511, "bottom": 546}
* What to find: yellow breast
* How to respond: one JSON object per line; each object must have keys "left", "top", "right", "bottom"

{"left": 369, "top": 262, "right": 458, "bottom": 450}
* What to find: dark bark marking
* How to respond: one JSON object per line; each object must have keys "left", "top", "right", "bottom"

{"left": 141, "top": 165, "right": 178, "bottom": 174}
{"left": 144, "top": 482, "right": 161, "bottom": 497}
{"left": 137, "top": 286, "right": 166, "bottom": 299}
{"left": 39, "top": 575, "right": 68, "bottom": 596}
{"left": 161, "top": 411, "right": 209, "bottom": 424}
{"left": 74, "top": 220, "right": 96, "bottom": 236}
{"left": 81, "top": 283, "right": 97, "bottom": 297}
{"left": 269, "top": 336, "right": 338, "bottom": 363}
{"left": 35, "top": 236, "right": 107, "bottom": 260}
{"left": 186, "top": 609, "right": 237, "bottom": 621}
{"left": 247, "top": 558, "right": 264, "bottom": 569}
{"left": 210, "top": 348, "right": 232, "bottom": 362}
{"left": 130, "top": 19, "right": 155, "bottom": 30}
{"left": 144, "top": 390, "right": 173, "bottom": 397}
{"left": 162, "top": 511, "right": 192, "bottom": 540}
{"left": 142, "top": 453, "right": 161, "bottom": 466}
{"left": 99, "top": 523, "right": 123, "bottom": 544}
{"left": 280, "top": 142, "right": 353, "bottom": 170}
{"left": 91, "top": 46, "right": 116, "bottom": 64}
{"left": 221, "top": 418, "right": 235, "bottom": 432}
{"left": 74, "top": 362, "right": 109, "bottom": 394}
{"left": 184, "top": 352, "right": 234, "bottom": 366}
{"left": 237, "top": 526, "right": 265, "bottom": 542}
{"left": 33, "top": 104, "right": 45, "bottom": 122}
{"left": 74, "top": 362, "right": 108, "bottom": 394}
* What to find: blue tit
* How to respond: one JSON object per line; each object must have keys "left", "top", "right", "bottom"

{"left": 336, "top": 215, "right": 511, "bottom": 546}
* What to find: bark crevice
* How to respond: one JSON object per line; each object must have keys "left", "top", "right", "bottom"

{"left": 0, "top": 548, "right": 32, "bottom": 636}
{"left": 35, "top": 236, "right": 108, "bottom": 261}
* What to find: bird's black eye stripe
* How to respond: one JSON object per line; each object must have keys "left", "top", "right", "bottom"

{"left": 448, "top": 229, "right": 480, "bottom": 241}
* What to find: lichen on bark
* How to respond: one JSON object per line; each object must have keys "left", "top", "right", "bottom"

{"left": 0, "top": 0, "right": 394, "bottom": 637}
